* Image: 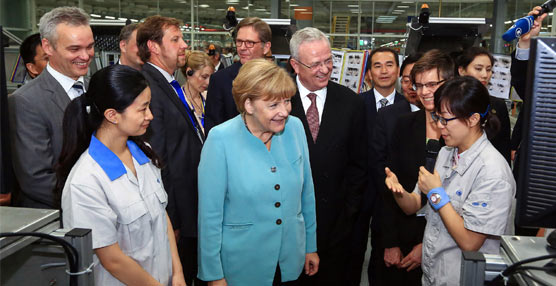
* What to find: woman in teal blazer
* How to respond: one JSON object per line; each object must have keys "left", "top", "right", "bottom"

{"left": 198, "top": 59, "right": 319, "bottom": 286}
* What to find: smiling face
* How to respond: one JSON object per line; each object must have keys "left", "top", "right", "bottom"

{"left": 245, "top": 97, "right": 292, "bottom": 135}
{"left": 459, "top": 54, "right": 493, "bottom": 86}
{"left": 115, "top": 87, "right": 153, "bottom": 137}
{"left": 414, "top": 68, "right": 444, "bottom": 112}
{"left": 369, "top": 51, "right": 399, "bottom": 92}
{"left": 290, "top": 39, "right": 332, "bottom": 92}
{"left": 187, "top": 65, "right": 214, "bottom": 94}
{"left": 42, "top": 23, "right": 94, "bottom": 80}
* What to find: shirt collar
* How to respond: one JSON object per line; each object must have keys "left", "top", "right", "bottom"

{"left": 410, "top": 103, "right": 420, "bottom": 112}
{"left": 443, "top": 132, "right": 488, "bottom": 175}
{"left": 296, "top": 75, "right": 327, "bottom": 99}
{"left": 373, "top": 88, "right": 396, "bottom": 105}
{"left": 46, "top": 63, "right": 85, "bottom": 93}
{"left": 147, "top": 62, "right": 175, "bottom": 83}
{"left": 88, "top": 134, "right": 150, "bottom": 181}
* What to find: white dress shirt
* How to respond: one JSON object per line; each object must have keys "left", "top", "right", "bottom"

{"left": 296, "top": 76, "right": 327, "bottom": 124}
{"left": 373, "top": 88, "right": 396, "bottom": 111}
{"left": 46, "top": 63, "right": 86, "bottom": 100}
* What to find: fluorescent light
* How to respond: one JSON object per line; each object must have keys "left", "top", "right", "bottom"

{"left": 294, "top": 8, "right": 307, "bottom": 11}
{"left": 290, "top": 4, "right": 299, "bottom": 7}
{"left": 348, "top": 5, "right": 359, "bottom": 8}
{"left": 226, "top": 0, "right": 239, "bottom": 3}
{"left": 504, "top": 20, "right": 512, "bottom": 24}
{"left": 199, "top": 4, "right": 209, "bottom": 8}
{"left": 242, "top": 6, "right": 249, "bottom": 10}
{"left": 392, "top": 11, "right": 403, "bottom": 14}
{"left": 248, "top": 3, "right": 254, "bottom": 6}
{"left": 130, "top": 19, "right": 138, "bottom": 22}
{"left": 90, "top": 14, "right": 101, "bottom": 18}
{"left": 118, "top": 17, "right": 127, "bottom": 21}
{"left": 397, "top": 5, "right": 410, "bottom": 9}
{"left": 393, "top": 10, "right": 405, "bottom": 13}
{"left": 351, "top": 10, "right": 360, "bottom": 14}
{"left": 216, "top": 8, "right": 226, "bottom": 11}
{"left": 255, "top": 8, "right": 267, "bottom": 11}
{"left": 105, "top": 16, "right": 115, "bottom": 19}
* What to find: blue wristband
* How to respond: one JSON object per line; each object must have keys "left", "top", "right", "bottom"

{"left": 427, "top": 187, "right": 450, "bottom": 211}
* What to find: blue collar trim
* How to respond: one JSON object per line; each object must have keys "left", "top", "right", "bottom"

{"left": 88, "top": 135, "right": 150, "bottom": 181}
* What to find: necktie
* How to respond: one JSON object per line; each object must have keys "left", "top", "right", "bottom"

{"left": 72, "top": 82, "right": 84, "bottom": 96}
{"left": 306, "top": 93, "right": 320, "bottom": 142}
{"left": 379, "top": 98, "right": 389, "bottom": 109}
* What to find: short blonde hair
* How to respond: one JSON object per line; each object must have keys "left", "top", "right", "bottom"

{"left": 180, "top": 50, "right": 214, "bottom": 75}
{"left": 232, "top": 59, "right": 296, "bottom": 114}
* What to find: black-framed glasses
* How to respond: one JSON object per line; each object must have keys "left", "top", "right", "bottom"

{"left": 431, "top": 112, "right": 458, "bottom": 126}
{"left": 235, "top": 39, "right": 262, "bottom": 48}
{"left": 294, "top": 57, "right": 333, "bottom": 71}
{"left": 412, "top": 79, "right": 446, "bottom": 91}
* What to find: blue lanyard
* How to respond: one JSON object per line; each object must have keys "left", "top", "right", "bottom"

{"left": 169, "top": 81, "right": 204, "bottom": 143}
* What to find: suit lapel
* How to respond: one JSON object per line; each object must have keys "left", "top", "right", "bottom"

{"left": 145, "top": 64, "right": 205, "bottom": 141}
{"left": 41, "top": 69, "right": 71, "bottom": 112}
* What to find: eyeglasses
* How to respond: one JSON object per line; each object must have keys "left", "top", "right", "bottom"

{"left": 294, "top": 58, "right": 333, "bottom": 71}
{"left": 431, "top": 112, "right": 458, "bottom": 126}
{"left": 412, "top": 79, "right": 446, "bottom": 91}
{"left": 235, "top": 39, "right": 262, "bottom": 48}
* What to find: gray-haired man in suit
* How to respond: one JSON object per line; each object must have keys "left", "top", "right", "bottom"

{"left": 9, "top": 6, "right": 94, "bottom": 208}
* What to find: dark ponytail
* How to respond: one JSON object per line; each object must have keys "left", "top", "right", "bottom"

{"left": 54, "top": 65, "right": 161, "bottom": 207}
{"left": 433, "top": 76, "right": 500, "bottom": 139}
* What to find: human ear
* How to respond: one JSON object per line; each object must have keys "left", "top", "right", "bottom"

{"left": 244, "top": 98, "right": 254, "bottom": 115}
{"left": 104, "top": 108, "right": 119, "bottom": 124}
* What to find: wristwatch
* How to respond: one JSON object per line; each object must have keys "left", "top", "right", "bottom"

{"left": 430, "top": 193, "right": 442, "bottom": 205}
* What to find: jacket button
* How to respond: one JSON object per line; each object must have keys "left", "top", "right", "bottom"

{"left": 274, "top": 184, "right": 280, "bottom": 190}
{"left": 275, "top": 202, "right": 281, "bottom": 208}
{"left": 276, "top": 219, "right": 282, "bottom": 225}
{"left": 271, "top": 167, "right": 277, "bottom": 172}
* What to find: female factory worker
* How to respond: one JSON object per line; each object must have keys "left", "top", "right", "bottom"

{"left": 197, "top": 59, "right": 319, "bottom": 286}
{"left": 180, "top": 50, "right": 215, "bottom": 134}
{"left": 56, "top": 65, "right": 186, "bottom": 286}
{"left": 385, "top": 76, "right": 515, "bottom": 285}
{"left": 456, "top": 47, "right": 512, "bottom": 164}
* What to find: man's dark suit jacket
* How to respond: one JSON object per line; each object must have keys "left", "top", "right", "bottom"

{"left": 204, "top": 61, "right": 242, "bottom": 134}
{"left": 382, "top": 109, "right": 435, "bottom": 251}
{"left": 9, "top": 69, "right": 88, "bottom": 208}
{"left": 142, "top": 63, "right": 204, "bottom": 237}
{"left": 510, "top": 50, "right": 529, "bottom": 153}
{"left": 290, "top": 81, "right": 367, "bottom": 285}
{"left": 489, "top": 96, "right": 512, "bottom": 165}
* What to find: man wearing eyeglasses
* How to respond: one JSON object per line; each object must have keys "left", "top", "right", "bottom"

{"left": 204, "top": 17, "right": 271, "bottom": 134}
{"left": 288, "top": 27, "right": 367, "bottom": 286}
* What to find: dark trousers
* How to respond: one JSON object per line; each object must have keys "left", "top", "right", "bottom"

{"left": 178, "top": 237, "right": 207, "bottom": 286}
{"left": 273, "top": 265, "right": 300, "bottom": 286}
{"left": 298, "top": 241, "right": 350, "bottom": 286}
{"left": 368, "top": 229, "right": 422, "bottom": 286}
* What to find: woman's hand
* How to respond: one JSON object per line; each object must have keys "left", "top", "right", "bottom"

{"left": 399, "top": 243, "right": 422, "bottom": 271}
{"left": 385, "top": 167, "right": 405, "bottom": 195}
{"left": 171, "top": 272, "right": 187, "bottom": 286}
{"left": 208, "top": 279, "right": 227, "bottom": 286}
{"left": 305, "top": 252, "right": 319, "bottom": 276}
{"left": 418, "top": 167, "right": 442, "bottom": 195}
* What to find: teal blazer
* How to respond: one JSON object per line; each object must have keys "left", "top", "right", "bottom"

{"left": 198, "top": 115, "right": 317, "bottom": 285}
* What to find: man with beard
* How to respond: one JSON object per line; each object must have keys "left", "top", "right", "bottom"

{"left": 137, "top": 16, "right": 202, "bottom": 285}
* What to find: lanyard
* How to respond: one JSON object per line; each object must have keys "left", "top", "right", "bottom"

{"left": 170, "top": 81, "right": 204, "bottom": 144}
